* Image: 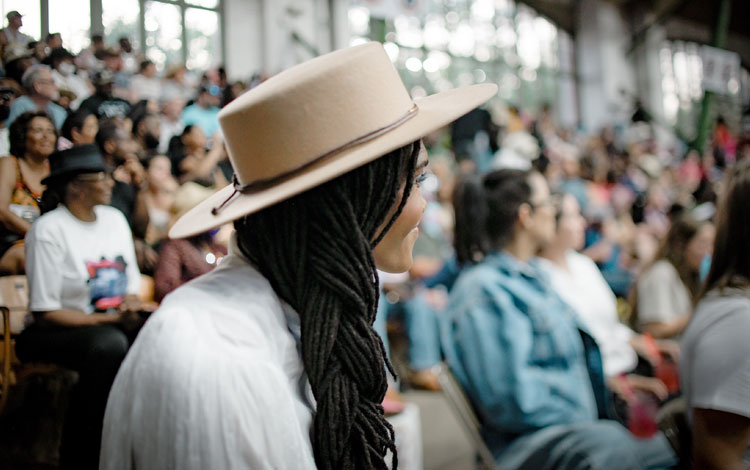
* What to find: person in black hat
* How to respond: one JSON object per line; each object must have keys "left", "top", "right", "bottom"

{"left": 15, "top": 144, "right": 154, "bottom": 470}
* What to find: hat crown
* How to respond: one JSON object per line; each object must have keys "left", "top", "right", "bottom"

{"left": 219, "top": 42, "right": 413, "bottom": 186}
{"left": 44, "top": 144, "right": 107, "bottom": 184}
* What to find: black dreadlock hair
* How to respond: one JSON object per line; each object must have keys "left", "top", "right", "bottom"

{"left": 234, "top": 140, "right": 421, "bottom": 470}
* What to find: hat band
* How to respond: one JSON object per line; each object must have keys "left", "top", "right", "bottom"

{"left": 211, "top": 103, "right": 420, "bottom": 216}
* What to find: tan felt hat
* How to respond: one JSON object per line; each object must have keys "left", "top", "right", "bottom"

{"left": 169, "top": 42, "right": 497, "bottom": 238}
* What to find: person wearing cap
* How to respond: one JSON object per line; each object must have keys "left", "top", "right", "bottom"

{"left": 180, "top": 85, "right": 221, "bottom": 138}
{"left": 100, "top": 42, "right": 496, "bottom": 469}
{"left": 48, "top": 47, "right": 93, "bottom": 110}
{"left": 78, "top": 70, "right": 131, "bottom": 120}
{"left": 0, "top": 11, "right": 32, "bottom": 49}
{"left": 6, "top": 64, "right": 67, "bottom": 129}
{"left": 15, "top": 144, "right": 153, "bottom": 470}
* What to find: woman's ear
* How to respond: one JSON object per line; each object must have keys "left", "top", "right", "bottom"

{"left": 517, "top": 202, "right": 533, "bottom": 230}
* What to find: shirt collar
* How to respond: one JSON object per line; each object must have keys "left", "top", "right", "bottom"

{"left": 484, "top": 250, "right": 539, "bottom": 279}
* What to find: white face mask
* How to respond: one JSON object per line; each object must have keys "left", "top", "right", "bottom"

{"left": 59, "top": 62, "right": 75, "bottom": 76}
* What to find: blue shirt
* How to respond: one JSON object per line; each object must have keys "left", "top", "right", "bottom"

{"left": 181, "top": 104, "right": 220, "bottom": 138}
{"left": 441, "top": 251, "right": 609, "bottom": 456}
{"left": 6, "top": 95, "right": 67, "bottom": 129}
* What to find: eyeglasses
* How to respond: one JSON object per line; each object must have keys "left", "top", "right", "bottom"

{"left": 526, "top": 198, "right": 554, "bottom": 210}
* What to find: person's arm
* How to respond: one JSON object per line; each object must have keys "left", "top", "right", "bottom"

{"left": 640, "top": 315, "right": 690, "bottom": 339}
{"left": 0, "top": 157, "right": 31, "bottom": 235}
{"left": 691, "top": 408, "right": 750, "bottom": 470}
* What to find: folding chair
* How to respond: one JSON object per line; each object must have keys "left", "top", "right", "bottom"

{"left": 0, "top": 275, "right": 29, "bottom": 413}
{"left": 436, "top": 362, "right": 497, "bottom": 470}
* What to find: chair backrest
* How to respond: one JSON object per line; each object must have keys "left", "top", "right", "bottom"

{"left": 0, "top": 276, "right": 30, "bottom": 335}
{"left": 436, "top": 362, "right": 497, "bottom": 470}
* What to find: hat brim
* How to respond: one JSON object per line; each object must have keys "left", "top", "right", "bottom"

{"left": 169, "top": 82, "right": 497, "bottom": 239}
{"left": 41, "top": 166, "right": 109, "bottom": 186}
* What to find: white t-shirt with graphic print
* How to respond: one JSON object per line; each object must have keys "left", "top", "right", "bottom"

{"left": 25, "top": 205, "right": 141, "bottom": 314}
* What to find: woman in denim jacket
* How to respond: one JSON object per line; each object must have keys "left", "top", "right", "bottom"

{"left": 441, "top": 169, "right": 677, "bottom": 469}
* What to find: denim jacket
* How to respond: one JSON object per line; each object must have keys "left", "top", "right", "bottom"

{"left": 441, "top": 252, "right": 609, "bottom": 455}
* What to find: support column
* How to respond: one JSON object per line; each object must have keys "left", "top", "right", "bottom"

{"left": 694, "top": 0, "right": 732, "bottom": 151}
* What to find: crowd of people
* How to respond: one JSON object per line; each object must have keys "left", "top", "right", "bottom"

{"left": 0, "top": 10, "right": 748, "bottom": 470}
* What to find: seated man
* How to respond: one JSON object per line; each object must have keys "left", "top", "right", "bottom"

{"left": 441, "top": 169, "right": 677, "bottom": 469}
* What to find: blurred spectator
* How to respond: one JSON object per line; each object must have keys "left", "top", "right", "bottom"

{"left": 0, "top": 111, "right": 57, "bottom": 273}
{"left": 538, "top": 194, "right": 676, "bottom": 402}
{"left": 2, "top": 43, "right": 34, "bottom": 84}
{"left": 132, "top": 111, "right": 161, "bottom": 157}
{"left": 180, "top": 86, "right": 221, "bottom": 138}
{"left": 16, "top": 144, "right": 150, "bottom": 469}
{"left": 635, "top": 216, "right": 714, "bottom": 339}
{"left": 153, "top": 182, "right": 227, "bottom": 302}
{"left": 174, "top": 125, "right": 227, "bottom": 187}
{"left": 142, "top": 154, "right": 177, "bottom": 245}
{"left": 451, "top": 107, "right": 495, "bottom": 170}
{"left": 7, "top": 64, "right": 67, "bottom": 129}
{"left": 129, "top": 60, "right": 162, "bottom": 103}
{"left": 0, "top": 82, "right": 18, "bottom": 155}
{"left": 118, "top": 37, "right": 140, "bottom": 74}
{"left": 95, "top": 120, "right": 149, "bottom": 238}
{"left": 79, "top": 70, "right": 131, "bottom": 120}
{"left": 442, "top": 169, "right": 676, "bottom": 467}
{"left": 48, "top": 47, "right": 93, "bottom": 110}
{"left": 61, "top": 108, "right": 99, "bottom": 148}
{"left": 46, "top": 32, "right": 63, "bottom": 50}
{"left": 75, "top": 33, "right": 105, "bottom": 71}
{"left": 158, "top": 97, "right": 185, "bottom": 154}
{"left": 162, "top": 64, "right": 194, "bottom": 103}
{"left": 0, "top": 11, "right": 32, "bottom": 49}
{"left": 28, "top": 40, "right": 48, "bottom": 63}
{"left": 680, "top": 158, "right": 750, "bottom": 469}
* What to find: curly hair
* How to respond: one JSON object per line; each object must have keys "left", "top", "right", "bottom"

{"left": 9, "top": 110, "right": 58, "bottom": 159}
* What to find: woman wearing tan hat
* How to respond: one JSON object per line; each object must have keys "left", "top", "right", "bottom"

{"left": 101, "top": 42, "right": 496, "bottom": 470}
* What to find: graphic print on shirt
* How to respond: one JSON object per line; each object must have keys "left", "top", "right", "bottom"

{"left": 86, "top": 256, "right": 128, "bottom": 310}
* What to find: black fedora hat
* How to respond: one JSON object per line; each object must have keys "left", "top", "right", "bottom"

{"left": 42, "top": 144, "right": 108, "bottom": 185}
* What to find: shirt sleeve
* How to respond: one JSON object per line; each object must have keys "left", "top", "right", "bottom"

{"left": 688, "top": 304, "right": 750, "bottom": 419}
{"left": 637, "top": 262, "right": 678, "bottom": 324}
{"left": 25, "top": 223, "right": 65, "bottom": 312}
{"left": 443, "top": 282, "right": 585, "bottom": 434}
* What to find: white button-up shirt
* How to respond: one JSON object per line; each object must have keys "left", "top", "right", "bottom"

{"left": 101, "top": 234, "right": 316, "bottom": 469}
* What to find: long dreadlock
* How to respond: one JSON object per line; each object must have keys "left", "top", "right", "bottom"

{"left": 235, "top": 140, "right": 420, "bottom": 470}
